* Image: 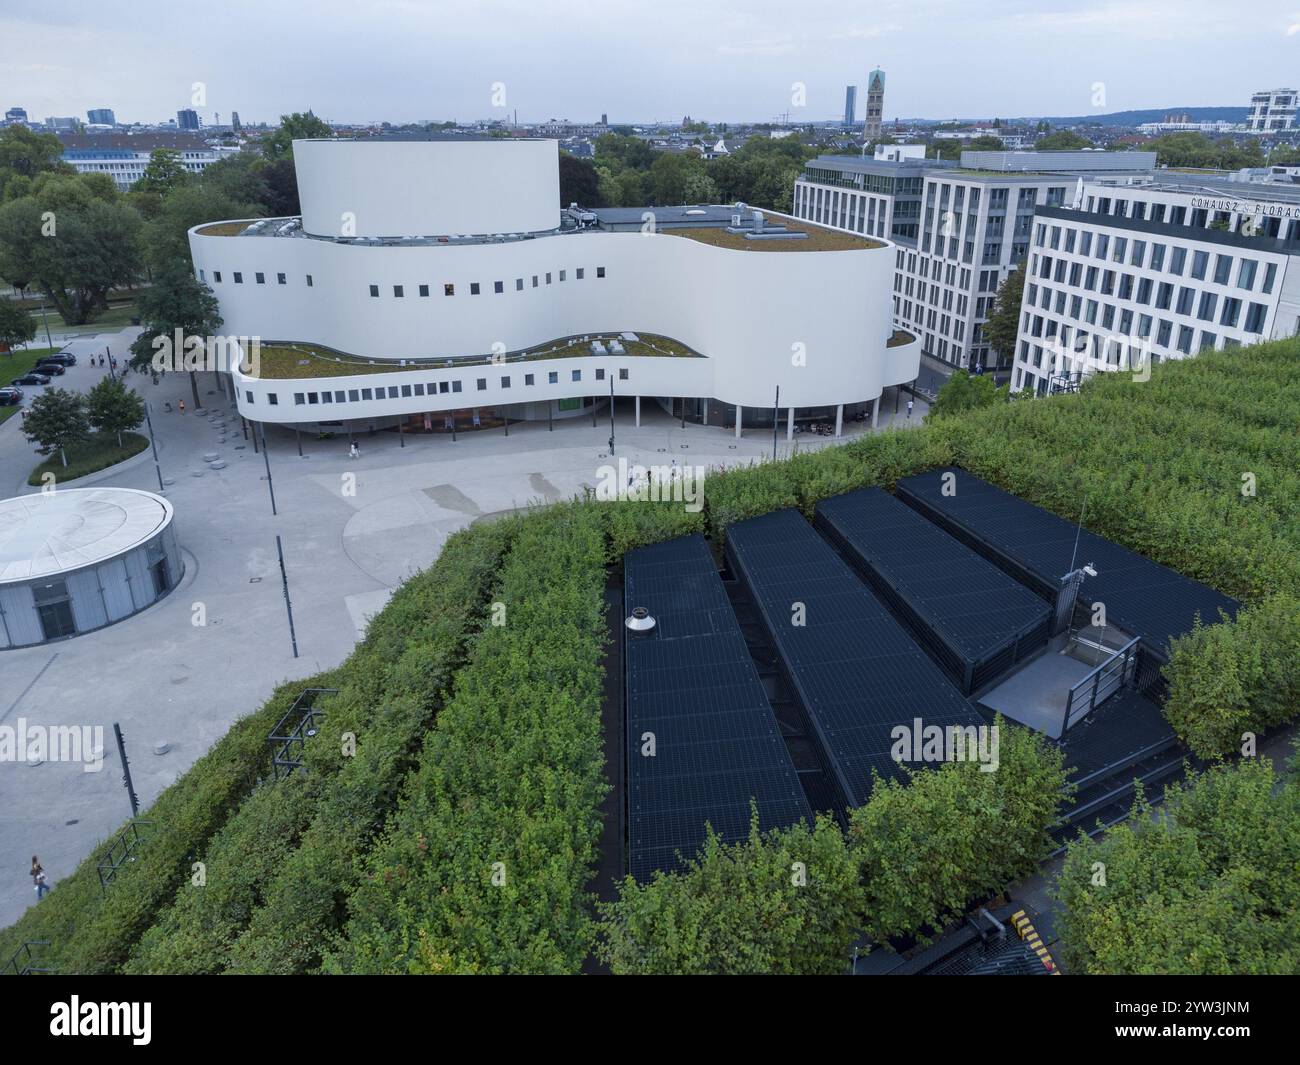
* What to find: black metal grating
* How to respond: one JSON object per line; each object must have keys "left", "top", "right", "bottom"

{"left": 896, "top": 469, "right": 1240, "bottom": 658}
{"left": 725, "top": 509, "right": 986, "bottom": 810}
{"left": 624, "top": 535, "right": 812, "bottom": 881}
{"left": 815, "top": 488, "right": 1051, "bottom": 694}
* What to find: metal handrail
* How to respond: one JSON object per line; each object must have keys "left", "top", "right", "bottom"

{"left": 1061, "top": 636, "right": 1141, "bottom": 735}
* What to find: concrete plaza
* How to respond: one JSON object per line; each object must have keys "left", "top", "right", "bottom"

{"left": 0, "top": 327, "right": 927, "bottom": 929}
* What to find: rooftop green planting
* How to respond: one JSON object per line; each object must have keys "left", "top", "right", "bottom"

{"left": 195, "top": 221, "right": 251, "bottom": 237}
{"left": 663, "top": 215, "right": 884, "bottom": 252}
{"left": 4, "top": 336, "right": 1297, "bottom": 974}
{"left": 248, "top": 333, "right": 702, "bottom": 380}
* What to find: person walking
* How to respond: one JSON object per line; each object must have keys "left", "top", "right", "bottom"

{"left": 31, "top": 856, "right": 49, "bottom": 899}
{"left": 349, "top": 441, "right": 360, "bottom": 459}
{"left": 178, "top": 399, "right": 185, "bottom": 414}
{"left": 906, "top": 398, "right": 914, "bottom": 420}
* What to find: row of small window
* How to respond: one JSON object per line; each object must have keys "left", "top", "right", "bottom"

{"left": 1078, "top": 196, "right": 1300, "bottom": 241}
{"left": 1021, "top": 306, "right": 1263, "bottom": 356}
{"left": 1033, "top": 229, "right": 1279, "bottom": 292}
{"left": 202, "top": 269, "right": 314, "bottom": 287}
{"left": 1018, "top": 324, "right": 1241, "bottom": 373}
{"left": 793, "top": 186, "right": 890, "bottom": 239}
{"left": 895, "top": 297, "right": 968, "bottom": 344}
{"left": 244, "top": 366, "right": 633, "bottom": 407}
{"left": 1026, "top": 277, "right": 1270, "bottom": 332}
{"left": 367, "top": 267, "right": 606, "bottom": 299}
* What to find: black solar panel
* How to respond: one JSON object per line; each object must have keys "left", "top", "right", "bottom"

{"left": 725, "top": 509, "right": 987, "bottom": 810}
{"left": 895, "top": 469, "right": 1239, "bottom": 658}
{"left": 815, "top": 488, "right": 1051, "bottom": 693}
{"left": 624, "top": 534, "right": 812, "bottom": 880}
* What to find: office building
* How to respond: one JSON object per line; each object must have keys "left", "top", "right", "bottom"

{"left": 87, "top": 108, "right": 116, "bottom": 126}
{"left": 177, "top": 108, "right": 200, "bottom": 130}
{"left": 843, "top": 85, "right": 857, "bottom": 128}
{"left": 1012, "top": 177, "right": 1300, "bottom": 395}
{"left": 61, "top": 134, "right": 239, "bottom": 189}
{"left": 188, "top": 137, "right": 919, "bottom": 436}
{"left": 4, "top": 106, "right": 27, "bottom": 126}
{"left": 1246, "top": 89, "right": 1296, "bottom": 133}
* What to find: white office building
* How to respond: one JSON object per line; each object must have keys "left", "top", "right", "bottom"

{"left": 1012, "top": 179, "right": 1300, "bottom": 395}
{"left": 1246, "top": 89, "right": 1297, "bottom": 133}
{"left": 794, "top": 150, "right": 1157, "bottom": 375}
{"left": 189, "top": 138, "right": 918, "bottom": 437}
{"left": 60, "top": 134, "right": 239, "bottom": 189}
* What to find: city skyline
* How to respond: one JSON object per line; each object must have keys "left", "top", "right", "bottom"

{"left": 4, "top": 0, "right": 1299, "bottom": 127}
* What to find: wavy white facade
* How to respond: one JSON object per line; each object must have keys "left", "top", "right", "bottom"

{"left": 188, "top": 139, "right": 918, "bottom": 429}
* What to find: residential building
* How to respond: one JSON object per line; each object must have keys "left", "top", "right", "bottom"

{"left": 1012, "top": 178, "right": 1300, "bottom": 395}
{"left": 176, "top": 108, "right": 200, "bottom": 130}
{"left": 864, "top": 69, "right": 885, "bottom": 142}
{"left": 60, "top": 133, "right": 238, "bottom": 189}
{"left": 87, "top": 108, "right": 116, "bottom": 126}
{"left": 188, "top": 137, "right": 919, "bottom": 436}
{"left": 1246, "top": 88, "right": 1296, "bottom": 132}
{"left": 843, "top": 85, "right": 857, "bottom": 128}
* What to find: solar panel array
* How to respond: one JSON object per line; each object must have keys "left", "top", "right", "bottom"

{"left": 725, "top": 509, "right": 986, "bottom": 809}
{"left": 815, "top": 488, "right": 1051, "bottom": 693}
{"left": 624, "top": 534, "right": 812, "bottom": 881}
{"left": 895, "top": 469, "right": 1240, "bottom": 657}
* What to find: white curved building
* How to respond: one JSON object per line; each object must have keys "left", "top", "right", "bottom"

{"left": 0, "top": 488, "right": 181, "bottom": 649}
{"left": 189, "top": 137, "right": 918, "bottom": 435}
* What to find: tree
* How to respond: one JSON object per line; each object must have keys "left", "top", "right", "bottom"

{"left": 0, "top": 125, "right": 70, "bottom": 201}
{"left": 86, "top": 376, "right": 145, "bottom": 448}
{"left": 926, "top": 369, "right": 1007, "bottom": 419}
{"left": 649, "top": 152, "right": 694, "bottom": 205}
{"left": 0, "top": 296, "right": 37, "bottom": 353}
{"left": 261, "top": 111, "right": 333, "bottom": 162}
{"left": 141, "top": 184, "right": 262, "bottom": 273}
{"left": 967, "top": 134, "right": 1005, "bottom": 151}
{"left": 598, "top": 813, "right": 862, "bottom": 975}
{"left": 134, "top": 149, "right": 191, "bottom": 196}
{"left": 982, "top": 265, "right": 1026, "bottom": 366}
{"left": 22, "top": 387, "right": 89, "bottom": 467}
{"left": 557, "top": 152, "right": 601, "bottom": 206}
{"left": 1034, "top": 130, "right": 1092, "bottom": 150}
{"left": 1055, "top": 758, "right": 1300, "bottom": 974}
{"left": 129, "top": 262, "right": 223, "bottom": 410}
{"left": 0, "top": 180, "right": 143, "bottom": 324}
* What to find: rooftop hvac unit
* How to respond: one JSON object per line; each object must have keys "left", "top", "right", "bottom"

{"left": 591, "top": 340, "right": 607, "bottom": 355}
{"left": 609, "top": 340, "right": 625, "bottom": 355}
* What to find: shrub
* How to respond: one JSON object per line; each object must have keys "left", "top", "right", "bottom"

{"left": 1055, "top": 758, "right": 1300, "bottom": 974}
{"left": 1162, "top": 594, "right": 1300, "bottom": 760}
{"left": 327, "top": 503, "right": 609, "bottom": 973}
{"left": 848, "top": 722, "right": 1066, "bottom": 942}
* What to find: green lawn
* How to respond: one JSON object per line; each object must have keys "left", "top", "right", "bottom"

{"left": 0, "top": 347, "right": 57, "bottom": 424}
{"left": 26, "top": 431, "right": 150, "bottom": 487}
{"left": 27, "top": 301, "right": 138, "bottom": 337}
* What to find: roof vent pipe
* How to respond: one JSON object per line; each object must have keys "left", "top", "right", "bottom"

{"left": 625, "top": 606, "right": 657, "bottom": 634}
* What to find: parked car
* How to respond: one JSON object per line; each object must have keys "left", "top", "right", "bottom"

{"left": 0, "top": 387, "right": 22, "bottom": 406}
{"left": 34, "top": 360, "right": 66, "bottom": 376}
{"left": 11, "top": 372, "right": 50, "bottom": 387}
{"left": 40, "top": 352, "right": 77, "bottom": 367}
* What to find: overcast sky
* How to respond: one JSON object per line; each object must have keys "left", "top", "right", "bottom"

{"left": 4, "top": 0, "right": 1299, "bottom": 126}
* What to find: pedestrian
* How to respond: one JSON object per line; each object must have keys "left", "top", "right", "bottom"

{"left": 31, "top": 856, "right": 49, "bottom": 899}
{"left": 178, "top": 399, "right": 186, "bottom": 414}
{"left": 349, "top": 441, "right": 360, "bottom": 459}
{"left": 906, "top": 398, "right": 914, "bottom": 420}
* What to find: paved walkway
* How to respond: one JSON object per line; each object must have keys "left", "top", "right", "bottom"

{"left": 0, "top": 329, "right": 929, "bottom": 929}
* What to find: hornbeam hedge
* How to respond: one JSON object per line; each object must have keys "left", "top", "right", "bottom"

{"left": 123, "top": 521, "right": 514, "bottom": 974}
{"left": 1055, "top": 756, "right": 1300, "bottom": 974}
{"left": 328, "top": 503, "right": 609, "bottom": 974}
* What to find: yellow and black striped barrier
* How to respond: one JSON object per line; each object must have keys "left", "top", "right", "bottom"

{"left": 1010, "top": 910, "right": 1061, "bottom": 975}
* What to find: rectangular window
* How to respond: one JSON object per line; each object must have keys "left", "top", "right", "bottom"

{"left": 267, "top": 393, "right": 278, "bottom": 405}
{"left": 214, "top": 271, "right": 222, "bottom": 283}
{"left": 500, "top": 376, "right": 510, "bottom": 388}
{"left": 387, "top": 386, "right": 398, "bottom": 398}
{"left": 307, "top": 392, "right": 318, "bottom": 404}
{"left": 321, "top": 391, "right": 332, "bottom": 403}
{"left": 1213, "top": 255, "right": 1232, "bottom": 285}
{"left": 547, "top": 371, "right": 558, "bottom": 384}
{"left": 306, "top": 274, "right": 313, "bottom": 286}
{"left": 245, "top": 390, "right": 254, "bottom": 403}
{"left": 1156, "top": 282, "right": 1173, "bottom": 310}
{"left": 400, "top": 384, "right": 411, "bottom": 397}
{"left": 476, "top": 377, "right": 486, "bottom": 390}
{"left": 470, "top": 282, "right": 481, "bottom": 295}
{"left": 233, "top": 272, "right": 243, "bottom": 284}
{"left": 1244, "top": 302, "right": 1268, "bottom": 333}
{"left": 438, "top": 381, "right": 449, "bottom": 394}
{"left": 1262, "top": 263, "right": 1277, "bottom": 293}
{"left": 595, "top": 368, "right": 605, "bottom": 380}
{"left": 618, "top": 367, "right": 628, "bottom": 379}
{"left": 394, "top": 285, "right": 404, "bottom": 297}
{"left": 571, "top": 369, "right": 580, "bottom": 381}
{"left": 1190, "top": 250, "right": 1208, "bottom": 280}
{"left": 1197, "top": 291, "right": 1217, "bottom": 321}
{"left": 419, "top": 284, "right": 429, "bottom": 297}
{"left": 414, "top": 383, "right": 425, "bottom": 395}
{"left": 494, "top": 280, "right": 504, "bottom": 293}
{"left": 515, "top": 278, "right": 524, "bottom": 290}
{"left": 361, "top": 388, "right": 373, "bottom": 400}
{"left": 348, "top": 389, "right": 359, "bottom": 402}
{"left": 1149, "top": 244, "right": 1165, "bottom": 272}
{"left": 1170, "top": 247, "right": 1186, "bottom": 275}
{"left": 532, "top": 275, "right": 538, "bottom": 287}
{"left": 444, "top": 284, "right": 455, "bottom": 296}
{"left": 369, "top": 284, "right": 380, "bottom": 297}
{"left": 576, "top": 268, "right": 584, "bottom": 279}
{"left": 1175, "top": 286, "right": 1195, "bottom": 315}
{"left": 1237, "top": 259, "right": 1257, "bottom": 290}
{"left": 1220, "top": 297, "right": 1241, "bottom": 327}
{"left": 546, "top": 272, "right": 552, "bottom": 284}
{"left": 1176, "top": 325, "right": 1194, "bottom": 354}
{"left": 294, "top": 392, "right": 304, "bottom": 405}
{"left": 255, "top": 272, "right": 265, "bottom": 284}
{"left": 597, "top": 267, "right": 606, "bottom": 278}
{"left": 452, "top": 380, "right": 462, "bottom": 393}
{"left": 277, "top": 273, "right": 286, "bottom": 285}
{"left": 524, "top": 373, "right": 534, "bottom": 385}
